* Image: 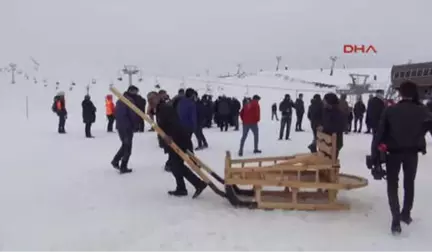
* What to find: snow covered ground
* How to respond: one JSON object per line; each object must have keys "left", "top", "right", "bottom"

{"left": 1, "top": 69, "right": 432, "bottom": 250}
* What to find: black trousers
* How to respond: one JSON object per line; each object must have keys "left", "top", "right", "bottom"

{"left": 354, "top": 116, "right": 363, "bottom": 132}
{"left": 279, "top": 116, "right": 292, "bottom": 139}
{"left": 58, "top": 115, "right": 66, "bottom": 133}
{"left": 194, "top": 126, "right": 208, "bottom": 147}
{"left": 137, "top": 119, "right": 145, "bottom": 132}
{"left": 386, "top": 152, "right": 418, "bottom": 220}
{"left": 271, "top": 111, "right": 279, "bottom": 121}
{"left": 219, "top": 115, "right": 230, "bottom": 131}
{"left": 107, "top": 115, "right": 115, "bottom": 132}
{"left": 295, "top": 113, "right": 304, "bottom": 130}
{"left": 113, "top": 130, "right": 134, "bottom": 169}
{"left": 85, "top": 122, "right": 92, "bottom": 137}
{"left": 168, "top": 142, "right": 202, "bottom": 191}
{"left": 347, "top": 119, "right": 352, "bottom": 132}
{"left": 232, "top": 114, "right": 239, "bottom": 130}
{"left": 311, "top": 123, "right": 318, "bottom": 140}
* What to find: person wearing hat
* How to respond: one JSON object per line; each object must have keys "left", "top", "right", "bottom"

{"left": 371, "top": 80, "right": 431, "bottom": 235}
{"left": 111, "top": 85, "right": 140, "bottom": 174}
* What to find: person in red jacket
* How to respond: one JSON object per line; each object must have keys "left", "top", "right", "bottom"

{"left": 238, "top": 95, "right": 262, "bottom": 156}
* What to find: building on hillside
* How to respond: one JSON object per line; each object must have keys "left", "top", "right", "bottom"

{"left": 391, "top": 61, "right": 432, "bottom": 99}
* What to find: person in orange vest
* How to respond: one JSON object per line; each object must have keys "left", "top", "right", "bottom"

{"left": 51, "top": 91, "right": 67, "bottom": 134}
{"left": 105, "top": 94, "right": 116, "bottom": 132}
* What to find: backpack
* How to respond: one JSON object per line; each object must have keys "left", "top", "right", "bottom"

{"left": 51, "top": 100, "right": 57, "bottom": 113}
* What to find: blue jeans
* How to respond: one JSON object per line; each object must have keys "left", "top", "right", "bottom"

{"left": 239, "top": 124, "right": 259, "bottom": 152}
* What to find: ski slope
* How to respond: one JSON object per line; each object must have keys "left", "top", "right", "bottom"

{"left": 1, "top": 68, "right": 432, "bottom": 250}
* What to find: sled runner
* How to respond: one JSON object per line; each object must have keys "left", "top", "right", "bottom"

{"left": 110, "top": 86, "right": 368, "bottom": 211}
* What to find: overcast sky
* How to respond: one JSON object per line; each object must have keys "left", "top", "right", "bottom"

{"left": 1, "top": 0, "right": 432, "bottom": 81}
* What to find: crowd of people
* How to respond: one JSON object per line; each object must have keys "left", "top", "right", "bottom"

{"left": 50, "top": 81, "right": 432, "bottom": 235}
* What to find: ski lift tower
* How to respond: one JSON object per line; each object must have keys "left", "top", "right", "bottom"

{"left": 8, "top": 63, "right": 17, "bottom": 84}
{"left": 121, "top": 65, "right": 140, "bottom": 86}
{"left": 336, "top": 73, "right": 379, "bottom": 103}
{"left": 329, "top": 56, "right": 338, "bottom": 76}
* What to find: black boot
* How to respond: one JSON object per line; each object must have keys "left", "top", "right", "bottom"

{"left": 192, "top": 182, "right": 207, "bottom": 199}
{"left": 253, "top": 149, "right": 262, "bottom": 154}
{"left": 120, "top": 168, "right": 133, "bottom": 174}
{"left": 308, "top": 143, "right": 317, "bottom": 153}
{"left": 111, "top": 160, "right": 120, "bottom": 170}
{"left": 401, "top": 211, "right": 413, "bottom": 225}
{"left": 168, "top": 190, "right": 188, "bottom": 197}
{"left": 119, "top": 163, "right": 132, "bottom": 174}
{"left": 391, "top": 219, "right": 402, "bottom": 235}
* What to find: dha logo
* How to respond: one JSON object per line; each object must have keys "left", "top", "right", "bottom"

{"left": 343, "top": 44, "right": 377, "bottom": 54}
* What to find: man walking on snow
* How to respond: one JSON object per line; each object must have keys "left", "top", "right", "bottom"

{"left": 147, "top": 91, "right": 207, "bottom": 198}
{"left": 238, "top": 95, "right": 262, "bottom": 156}
{"left": 111, "top": 85, "right": 140, "bottom": 174}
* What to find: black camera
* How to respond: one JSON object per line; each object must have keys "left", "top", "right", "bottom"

{"left": 365, "top": 151, "right": 387, "bottom": 180}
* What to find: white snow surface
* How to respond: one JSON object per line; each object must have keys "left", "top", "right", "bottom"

{"left": 1, "top": 68, "right": 432, "bottom": 250}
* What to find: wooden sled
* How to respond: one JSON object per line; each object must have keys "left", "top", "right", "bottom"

{"left": 224, "top": 131, "right": 368, "bottom": 210}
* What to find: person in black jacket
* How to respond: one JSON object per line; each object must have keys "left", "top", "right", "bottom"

{"left": 317, "top": 93, "right": 345, "bottom": 156}
{"left": 217, "top": 96, "right": 231, "bottom": 131}
{"left": 194, "top": 93, "right": 209, "bottom": 150}
{"left": 426, "top": 98, "right": 432, "bottom": 136}
{"left": 307, "top": 94, "right": 323, "bottom": 151}
{"left": 307, "top": 93, "right": 344, "bottom": 154}
{"left": 111, "top": 85, "right": 141, "bottom": 174}
{"left": 82, "top": 95, "right": 96, "bottom": 138}
{"left": 294, "top": 93, "right": 305, "bottom": 131}
{"left": 135, "top": 94, "right": 146, "bottom": 132}
{"left": 371, "top": 81, "right": 431, "bottom": 235}
{"left": 271, "top": 103, "right": 278, "bottom": 121}
{"left": 231, "top": 97, "right": 241, "bottom": 131}
{"left": 366, "top": 90, "right": 385, "bottom": 135}
{"left": 353, "top": 95, "right": 366, "bottom": 133}
{"left": 365, "top": 94, "right": 374, "bottom": 133}
{"left": 278, "top": 94, "right": 296, "bottom": 140}
{"left": 153, "top": 90, "right": 173, "bottom": 172}
{"left": 148, "top": 91, "right": 207, "bottom": 198}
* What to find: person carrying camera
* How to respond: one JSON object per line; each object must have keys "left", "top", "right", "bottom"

{"left": 371, "top": 80, "right": 431, "bottom": 235}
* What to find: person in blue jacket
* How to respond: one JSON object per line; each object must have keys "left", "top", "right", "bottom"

{"left": 176, "top": 88, "right": 198, "bottom": 139}
{"left": 111, "top": 85, "right": 140, "bottom": 174}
